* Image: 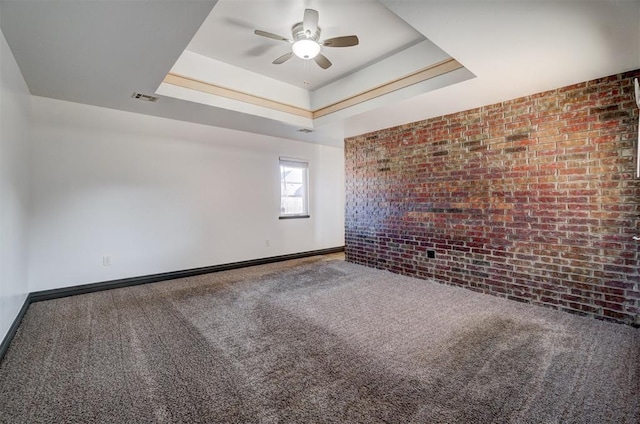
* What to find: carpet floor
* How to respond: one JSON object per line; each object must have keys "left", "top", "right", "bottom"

{"left": 0, "top": 253, "right": 638, "bottom": 423}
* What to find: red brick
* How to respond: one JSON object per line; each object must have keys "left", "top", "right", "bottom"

{"left": 345, "top": 68, "right": 640, "bottom": 326}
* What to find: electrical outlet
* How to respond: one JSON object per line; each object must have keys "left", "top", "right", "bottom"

{"left": 103, "top": 255, "right": 112, "bottom": 267}
{"left": 265, "top": 239, "right": 271, "bottom": 247}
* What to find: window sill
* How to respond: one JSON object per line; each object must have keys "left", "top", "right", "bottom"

{"left": 279, "top": 215, "right": 311, "bottom": 220}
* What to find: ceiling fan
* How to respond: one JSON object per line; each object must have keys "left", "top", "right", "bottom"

{"left": 253, "top": 8, "right": 359, "bottom": 70}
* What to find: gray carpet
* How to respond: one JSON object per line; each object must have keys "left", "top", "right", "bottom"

{"left": 1, "top": 253, "right": 639, "bottom": 423}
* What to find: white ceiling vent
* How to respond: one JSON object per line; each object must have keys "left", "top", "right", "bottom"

{"left": 131, "top": 92, "right": 159, "bottom": 102}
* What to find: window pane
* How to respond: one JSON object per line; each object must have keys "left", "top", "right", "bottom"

{"left": 280, "top": 160, "right": 308, "bottom": 216}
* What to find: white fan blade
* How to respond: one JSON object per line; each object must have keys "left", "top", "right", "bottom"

{"left": 323, "top": 35, "right": 359, "bottom": 47}
{"left": 273, "top": 52, "right": 294, "bottom": 64}
{"left": 303, "top": 9, "right": 319, "bottom": 36}
{"left": 254, "top": 30, "right": 290, "bottom": 42}
{"left": 314, "top": 53, "right": 331, "bottom": 69}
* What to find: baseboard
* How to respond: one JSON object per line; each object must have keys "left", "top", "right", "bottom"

{"left": 29, "top": 246, "right": 345, "bottom": 303}
{"left": 0, "top": 293, "right": 31, "bottom": 364}
{"left": 0, "top": 246, "right": 344, "bottom": 363}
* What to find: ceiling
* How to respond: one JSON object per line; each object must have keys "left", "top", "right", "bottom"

{"left": 161, "top": 0, "right": 470, "bottom": 130}
{"left": 0, "top": 0, "right": 639, "bottom": 147}
{"left": 186, "top": 0, "right": 425, "bottom": 90}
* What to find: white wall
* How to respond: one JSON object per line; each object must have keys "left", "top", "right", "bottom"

{"left": 0, "top": 25, "right": 31, "bottom": 342}
{"left": 28, "top": 96, "right": 345, "bottom": 291}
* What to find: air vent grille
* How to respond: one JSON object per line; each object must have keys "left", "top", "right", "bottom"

{"left": 131, "top": 92, "right": 159, "bottom": 103}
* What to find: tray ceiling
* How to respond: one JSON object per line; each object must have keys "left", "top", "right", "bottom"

{"left": 1, "top": 0, "right": 638, "bottom": 147}
{"left": 161, "top": 0, "right": 474, "bottom": 129}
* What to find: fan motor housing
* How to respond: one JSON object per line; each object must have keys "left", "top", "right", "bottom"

{"left": 292, "top": 22, "right": 320, "bottom": 42}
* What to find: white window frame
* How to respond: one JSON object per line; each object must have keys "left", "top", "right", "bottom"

{"left": 279, "top": 157, "right": 310, "bottom": 219}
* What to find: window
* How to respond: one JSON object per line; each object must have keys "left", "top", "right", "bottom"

{"left": 279, "top": 158, "right": 309, "bottom": 219}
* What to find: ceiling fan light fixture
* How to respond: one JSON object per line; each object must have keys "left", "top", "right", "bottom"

{"left": 254, "top": 9, "right": 356, "bottom": 69}
{"left": 292, "top": 39, "right": 321, "bottom": 60}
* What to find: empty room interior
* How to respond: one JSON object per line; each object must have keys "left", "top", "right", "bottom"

{"left": 1, "top": 0, "right": 639, "bottom": 422}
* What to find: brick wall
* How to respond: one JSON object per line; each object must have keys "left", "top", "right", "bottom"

{"left": 345, "top": 70, "right": 640, "bottom": 325}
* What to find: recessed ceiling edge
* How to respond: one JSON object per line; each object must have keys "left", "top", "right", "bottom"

{"left": 161, "top": 58, "right": 464, "bottom": 124}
